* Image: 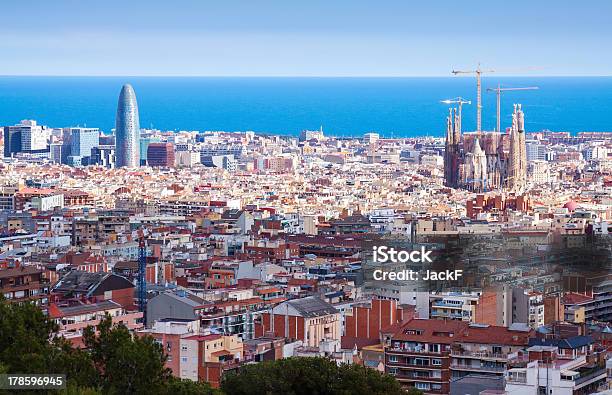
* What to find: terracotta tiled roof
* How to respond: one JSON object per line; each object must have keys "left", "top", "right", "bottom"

{"left": 562, "top": 293, "right": 594, "bottom": 305}
{"left": 456, "top": 325, "right": 532, "bottom": 346}
{"left": 391, "top": 319, "right": 469, "bottom": 344}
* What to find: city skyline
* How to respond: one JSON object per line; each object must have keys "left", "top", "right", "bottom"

{"left": 2, "top": 76, "right": 612, "bottom": 136}
{"left": 1, "top": 3, "right": 611, "bottom": 395}
{"left": 1, "top": 1, "right": 612, "bottom": 77}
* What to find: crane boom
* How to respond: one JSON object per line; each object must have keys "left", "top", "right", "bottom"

{"left": 440, "top": 97, "right": 471, "bottom": 134}
{"left": 451, "top": 64, "right": 495, "bottom": 131}
{"left": 487, "top": 85, "right": 539, "bottom": 132}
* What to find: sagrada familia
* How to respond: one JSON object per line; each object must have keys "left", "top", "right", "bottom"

{"left": 444, "top": 104, "right": 527, "bottom": 192}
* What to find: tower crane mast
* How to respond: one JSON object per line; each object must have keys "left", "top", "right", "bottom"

{"left": 452, "top": 64, "right": 495, "bottom": 132}
{"left": 137, "top": 227, "right": 147, "bottom": 324}
{"left": 487, "top": 85, "right": 539, "bottom": 132}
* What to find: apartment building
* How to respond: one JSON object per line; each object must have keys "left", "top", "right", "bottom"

{"left": 139, "top": 318, "right": 201, "bottom": 377}
{"left": 255, "top": 296, "right": 341, "bottom": 348}
{"left": 52, "top": 270, "right": 136, "bottom": 309}
{"left": 429, "top": 293, "right": 480, "bottom": 322}
{"left": 505, "top": 345, "right": 607, "bottom": 394}
{"left": 450, "top": 324, "right": 532, "bottom": 394}
{"left": 50, "top": 300, "right": 143, "bottom": 346}
{"left": 180, "top": 333, "right": 243, "bottom": 387}
{"left": 0, "top": 265, "right": 50, "bottom": 310}
{"left": 385, "top": 319, "right": 469, "bottom": 394}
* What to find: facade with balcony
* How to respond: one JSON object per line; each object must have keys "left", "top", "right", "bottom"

{"left": 429, "top": 293, "right": 479, "bottom": 322}
{"left": 449, "top": 323, "right": 532, "bottom": 393}
{"left": 385, "top": 319, "right": 470, "bottom": 394}
{"left": 0, "top": 265, "right": 50, "bottom": 310}
{"left": 505, "top": 345, "right": 607, "bottom": 395}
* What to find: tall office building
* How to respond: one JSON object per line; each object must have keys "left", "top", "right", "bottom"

{"left": 526, "top": 140, "right": 547, "bottom": 162}
{"left": 3, "top": 120, "right": 49, "bottom": 157}
{"left": 140, "top": 133, "right": 161, "bottom": 166}
{"left": 91, "top": 145, "right": 116, "bottom": 169}
{"left": 20, "top": 120, "right": 49, "bottom": 151}
{"left": 3, "top": 126, "right": 22, "bottom": 157}
{"left": 147, "top": 142, "right": 175, "bottom": 167}
{"left": 115, "top": 84, "right": 140, "bottom": 167}
{"left": 63, "top": 127, "right": 99, "bottom": 166}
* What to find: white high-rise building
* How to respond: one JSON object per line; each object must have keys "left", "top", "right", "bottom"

{"left": 529, "top": 160, "right": 551, "bottom": 185}
{"left": 364, "top": 132, "right": 380, "bottom": 144}
{"left": 526, "top": 140, "right": 547, "bottom": 162}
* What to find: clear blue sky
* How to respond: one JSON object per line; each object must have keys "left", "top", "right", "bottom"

{"left": 1, "top": 0, "right": 611, "bottom": 76}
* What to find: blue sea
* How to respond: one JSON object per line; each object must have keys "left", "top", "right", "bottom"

{"left": 1, "top": 76, "right": 611, "bottom": 137}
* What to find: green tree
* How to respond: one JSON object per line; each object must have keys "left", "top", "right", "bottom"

{"left": 165, "top": 377, "right": 218, "bottom": 395}
{"left": 221, "top": 356, "right": 404, "bottom": 395}
{"left": 0, "top": 298, "right": 99, "bottom": 393}
{"left": 333, "top": 363, "right": 405, "bottom": 395}
{"left": 0, "top": 297, "right": 58, "bottom": 374}
{"left": 83, "top": 316, "right": 171, "bottom": 394}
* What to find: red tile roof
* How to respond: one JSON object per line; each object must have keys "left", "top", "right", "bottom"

{"left": 562, "top": 293, "right": 594, "bottom": 305}
{"left": 391, "top": 319, "right": 469, "bottom": 344}
{"left": 183, "top": 334, "right": 222, "bottom": 341}
{"left": 456, "top": 325, "right": 532, "bottom": 346}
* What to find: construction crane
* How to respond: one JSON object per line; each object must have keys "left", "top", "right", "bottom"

{"left": 137, "top": 228, "right": 147, "bottom": 323}
{"left": 440, "top": 97, "right": 471, "bottom": 132}
{"left": 451, "top": 64, "right": 495, "bottom": 132}
{"left": 487, "top": 85, "right": 539, "bottom": 132}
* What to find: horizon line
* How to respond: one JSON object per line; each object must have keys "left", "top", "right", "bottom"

{"left": 1, "top": 74, "right": 612, "bottom": 78}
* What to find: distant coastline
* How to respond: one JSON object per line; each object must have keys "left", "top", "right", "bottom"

{"left": 1, "top": 76, "right": 612, "bottom": 137}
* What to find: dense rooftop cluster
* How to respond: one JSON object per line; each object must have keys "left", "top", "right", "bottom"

{"left": 1, "top": 127, "right": 611, "bottom": 394}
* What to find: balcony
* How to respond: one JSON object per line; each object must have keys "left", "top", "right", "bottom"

{"left": 451, "top": 362, "right": 505, "bottom": 373}
{"left": 506, "top": 370, "right": 527, "bottom": 384}
{"left": 393, "top": 371, "right": 444, "bottom": 382}
{"left": 387, "top": 347, "right": 446, "bottom": 356}
{"left": 451, "top": 350, "right": 508, "bottom": 361}
{"left": 430, "top": 311, "right": 464, "bottom": 319}
{"left": 573, "top": 367, "right": 607, "bottom": 386}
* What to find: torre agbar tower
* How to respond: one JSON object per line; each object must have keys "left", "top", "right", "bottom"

{"left": 115, "top": 84, "right": 140, "bottom": 167}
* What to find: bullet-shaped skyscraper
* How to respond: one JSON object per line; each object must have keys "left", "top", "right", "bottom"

{"left": 115, "top": 84, "right": 140, "bottom": 167}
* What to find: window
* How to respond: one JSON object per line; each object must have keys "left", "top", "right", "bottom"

{"left": 430, "top": 344, "right": 440, "bottom": 353}
{"left": 432, "top": 359, "right": 442, "bottom": 366}
{"left": 389, "top": 355, "right": 398, "bottom": 362}
{"left": 415, "top": 382, "right": 430, "bottom": 390}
